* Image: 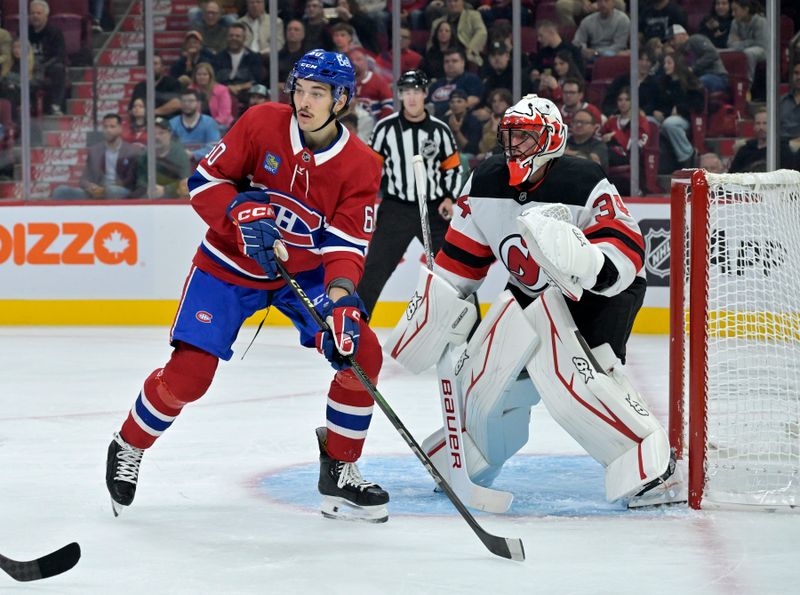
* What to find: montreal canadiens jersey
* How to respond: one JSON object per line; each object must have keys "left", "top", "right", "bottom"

{"left": 187, "top": 103, "right": 382, "bottom": 290}
{"left": 434, "top": 154, "right": 645, "bottom": 300}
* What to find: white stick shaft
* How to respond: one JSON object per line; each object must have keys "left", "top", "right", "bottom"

{"left": 412, "top": 155, "right": 434, "bottom": 270}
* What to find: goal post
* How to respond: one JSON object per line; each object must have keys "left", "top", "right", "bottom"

{"left": 669, "top": 168, "right": 800, "bottom": 510}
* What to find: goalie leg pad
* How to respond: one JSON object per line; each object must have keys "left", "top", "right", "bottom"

{"left": 386, "top": 266, "right": 478, "bottom": 374}
{"left": 526, "top": 288, "right": 671, "bottom": 501}
{"left": 459, "top": 291, "right": 541, "bottom": 467}
{"left": 422, "top": 427, "right": 502, "bottom": 487}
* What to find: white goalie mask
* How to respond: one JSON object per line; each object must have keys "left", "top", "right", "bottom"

{"left": 497, "top": 94, "right": 568, "bottom": 186}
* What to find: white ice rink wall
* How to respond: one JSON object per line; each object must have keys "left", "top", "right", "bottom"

{"left": 0, "top": 198, "right": 670, "bottom": 330}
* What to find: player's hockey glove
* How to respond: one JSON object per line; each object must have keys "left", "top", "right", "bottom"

{"left": 227, "top": 191, "right": 286, "bottom": 279}
{"left": 315, "top": 295, "right": 366, "bottom": 371}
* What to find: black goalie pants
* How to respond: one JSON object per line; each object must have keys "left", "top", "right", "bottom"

{"left": 357, "top": 199, "right": 449, "bottom": 317}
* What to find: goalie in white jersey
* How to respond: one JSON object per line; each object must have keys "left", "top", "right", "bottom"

{"left": 388, "top": 94, "right": 685, "bottom": 508}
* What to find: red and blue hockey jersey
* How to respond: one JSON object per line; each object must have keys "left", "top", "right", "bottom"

{"left": 187, "top": 103, "right": 382, "bottom": 291}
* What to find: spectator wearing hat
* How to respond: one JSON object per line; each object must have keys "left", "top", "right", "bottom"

{"left": 429, "top": 0, "right": 488, "bottom": 68}
{"left": 134, "top": 117, "right": 192, "bottom": 199}
{"left": 169, "top": 89, "right": 222, "bottom": 163}
{"left": 447, "top": 88, "right": 482, "bottom": 159}
{"left": 131, "top": 54, "right": 182, "bottom": 118}
{"left": 665, "top": 24, "right": 728, "bottom": 93}
{"left": 573, "top": 0, "right": 630, "bottom": 62}
{"left": 239, "top": 0, "right": 285, "bottom": 63}
{"left": 427, "top": 47, "right": 483, "bottom": 118}
{"left": 171, "top": 30, "right": 216, "bottom": 86}
{"left": 248, "top": 83, "right": 268, "bottom": 108}
{"left": 212, "top": 23, "right": 265, "bottom": 104}
{"left": 193, "top": 1, "right": 230, "bottom": 53}
{"left": 639, "top": 0, "right": 688, "bottom": 44}
{"left": 480, "top": 41, "right": 530, "bottom": 104}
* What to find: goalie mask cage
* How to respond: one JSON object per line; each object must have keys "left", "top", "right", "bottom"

{"left": 669, "top": 169, "right": 800, "bottom": 510}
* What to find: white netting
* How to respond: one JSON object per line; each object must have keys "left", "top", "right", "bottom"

{"left": 687, "top": 170, "right": 800, "bottom": 508}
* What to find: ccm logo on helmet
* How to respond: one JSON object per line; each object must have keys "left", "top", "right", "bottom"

{"left": 236, "top": 205, "right": 276, "bottom": 223}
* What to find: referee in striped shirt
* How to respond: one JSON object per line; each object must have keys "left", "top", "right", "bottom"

{"left": 357, "top": 70, "right": 463, "bottom": 317}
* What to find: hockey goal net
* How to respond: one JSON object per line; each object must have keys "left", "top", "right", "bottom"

{"left": 669, "top": 169, "right": 800, "bottom": 510}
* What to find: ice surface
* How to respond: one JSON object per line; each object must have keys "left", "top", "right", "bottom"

{"left": 0, "top": 327, "right": 798, "bottom": 594}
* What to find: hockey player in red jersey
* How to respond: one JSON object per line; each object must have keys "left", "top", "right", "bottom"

{"left": 388, "top": 94, "right": 686, "bottom": 508}
{"left": 106, "top": 50, "right": 391, "bottom": 522}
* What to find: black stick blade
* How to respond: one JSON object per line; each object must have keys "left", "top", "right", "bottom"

{"left": 0, "top": 542, "right": 81, "bottom": 582}
{"left": 482, "top": 534, "right": 526, "bottom": 562}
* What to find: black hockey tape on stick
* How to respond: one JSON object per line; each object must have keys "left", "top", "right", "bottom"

{"left": 0, "top": 542, "right": 81, "bottom": 581}
{"left": 275, "top": 261, "right": 525, "bottom": 562}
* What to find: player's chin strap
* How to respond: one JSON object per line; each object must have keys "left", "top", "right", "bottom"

{"left": 290, "top": 93, "right": 340, "bottom": 133}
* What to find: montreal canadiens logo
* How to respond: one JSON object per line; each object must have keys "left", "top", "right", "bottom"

{"left": 499, "top": 234, "right": 546, "bottom": 291}
{"left": 196, "top": 311, "right": 213, "bottom": 323}
{"left": 266, "top": 190, "right": 324, "bottom": 248}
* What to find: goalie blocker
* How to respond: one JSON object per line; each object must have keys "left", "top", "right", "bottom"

{"left": 389, "top": 267, "right": 681, "bottom": 504}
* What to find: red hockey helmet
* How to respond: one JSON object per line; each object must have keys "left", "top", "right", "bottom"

{"left": 497, "top": 94, "right": 567, "bottom": 185}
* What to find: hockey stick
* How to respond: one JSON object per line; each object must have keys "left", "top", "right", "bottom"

{"left": 0, "top": 542, "right": 80, "bottom": 581}
{"left": 412, "top": 155, "right": 513, "bottom": 514}
{"left": 276, "top": 261, "right": 524, "bottom": 561}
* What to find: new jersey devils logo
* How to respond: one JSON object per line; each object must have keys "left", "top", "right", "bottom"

{"left": 265, "top": 190, "right": 324, "bottom": 248}
{"left": 499, "top": 234, "right": 545, "bottom": 290}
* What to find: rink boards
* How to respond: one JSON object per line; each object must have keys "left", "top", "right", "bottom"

{"left": 0, "top": 198, "right": 670, "bottom": 331}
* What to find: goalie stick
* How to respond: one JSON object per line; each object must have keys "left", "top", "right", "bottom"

{"left": 412, "top": 155, "right": 514, "bottom": 514}
{"left": 276, "top": 261, "right": 525, "bottom": 562}
{"left": 0, "top": 542, "right": 81, "bottom": 581}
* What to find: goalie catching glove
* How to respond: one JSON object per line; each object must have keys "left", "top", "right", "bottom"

{"left": 517, "top": 203, "right": 605, "bottom": 300}
{"left": 316, "top": 295, "right": 366, "bottom": 371}
{"left": 227, "top": 191, "right": 287, "bottom": 278}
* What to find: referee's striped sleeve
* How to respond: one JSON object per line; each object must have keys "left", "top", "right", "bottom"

{"left": 432, "top": 115, "right": 461, "bottom": 200}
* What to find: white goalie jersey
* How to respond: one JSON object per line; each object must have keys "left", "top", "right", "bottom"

{"left": 435, "top": 154, "right": 646, "bottom": 299}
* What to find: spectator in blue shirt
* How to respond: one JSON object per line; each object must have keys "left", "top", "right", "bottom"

{"left": 169, "top": 89, "right": 221, "bottom": 163}
{"left": 426, "top": 47, "right": 483, "bottom": 118}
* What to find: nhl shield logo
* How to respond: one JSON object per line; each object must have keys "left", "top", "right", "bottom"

{"left": 263, "top": 152, "right": 281, "bottom": 174}
{"left": 644, "top": 228, "right": 670, "bottom": 278}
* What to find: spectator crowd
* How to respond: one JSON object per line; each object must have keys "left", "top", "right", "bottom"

{"left": 1, "top": 0, "right": 800, "bottom": 198}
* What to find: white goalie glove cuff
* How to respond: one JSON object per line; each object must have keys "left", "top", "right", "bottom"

{"left": 518, "top": 204, "right": 605, "bottom": 290}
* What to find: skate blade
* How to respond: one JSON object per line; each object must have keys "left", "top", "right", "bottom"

{"left": 320, "top": 496, "right": 388, "bottom": 523}
{"left": 110, "top": 497, "right": 128, "bottom": 517}
{"left": 627, "top": 479, "right": 688, "bottom": 508}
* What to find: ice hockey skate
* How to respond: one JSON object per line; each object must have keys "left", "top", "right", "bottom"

{"left": 627, "top": 450, "right": 688, "bottom": 508}
{"left": 316, "top": 427, "right": 389, "bottom": 523}
{"left": 106, "top": 432, "right": 144, "bottom": 517}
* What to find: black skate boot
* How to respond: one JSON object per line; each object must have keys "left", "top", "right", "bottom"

{"left": 106, "top": 432, "right": 144, "bottom": 517}
{"left": 627, "top": 449, "right": 687, "bottom": 508}
{"left": 316, "top": 427, "right": 389, "bottom": 523}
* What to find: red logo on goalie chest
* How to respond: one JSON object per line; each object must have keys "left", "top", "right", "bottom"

{"left": 499, "top": 234, "right": 545, "bottom": 290}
